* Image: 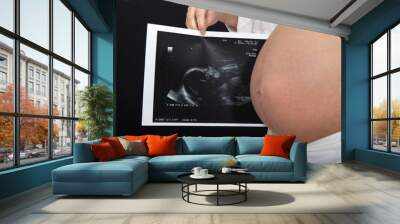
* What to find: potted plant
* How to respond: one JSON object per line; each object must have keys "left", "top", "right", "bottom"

{"left": 79, "top": 84, "right": 113, "bottom": 140}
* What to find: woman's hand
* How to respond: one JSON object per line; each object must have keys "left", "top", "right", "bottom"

{"left": 185, "top": 7, "right": 238, "bottom": 34}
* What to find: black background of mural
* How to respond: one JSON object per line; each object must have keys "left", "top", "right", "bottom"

{"left": 153, "top": 31, "right": 264, "bottom": 124}
{"left": 116, "top": 0, "right": 268, "bottom": 136}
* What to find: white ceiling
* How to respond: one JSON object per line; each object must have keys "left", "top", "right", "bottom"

{"left": 227, "top": 0, "right": 353, "bottom": 21}
{"left": 164, "top": 0, "right": 384, "bottom": 38}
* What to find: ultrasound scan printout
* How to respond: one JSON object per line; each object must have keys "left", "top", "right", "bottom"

{"left": 142, "top": 24, "right": 267, "bottom": 127}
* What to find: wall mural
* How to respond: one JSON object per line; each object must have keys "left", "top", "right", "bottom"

{"left": 142, "top": 24, "right": 267, "bottom": 127}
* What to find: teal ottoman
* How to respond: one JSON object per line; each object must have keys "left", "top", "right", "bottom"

{"left": 52, "top": 157, "right": 148, "bottom": 196}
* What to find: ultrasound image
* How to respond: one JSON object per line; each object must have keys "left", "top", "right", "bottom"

{"left": 153, "top": 31, "right": 265, "bottom": 124}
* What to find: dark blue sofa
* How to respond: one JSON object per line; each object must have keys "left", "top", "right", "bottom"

{"left": 52, "top": 136, "right": 307, "bottom": 196}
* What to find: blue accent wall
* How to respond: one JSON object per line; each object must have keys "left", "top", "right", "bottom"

{"left": 92, "top": 0, "right": 116, "bottom": 134}
{"left": 0, "top": 158, "right": 72, "bottom": 199}
{"left": 344, "top": 0, "right": 400, "bottom": 170}
{"left": 0, "top": 0, "right": 116, "bottom": 200}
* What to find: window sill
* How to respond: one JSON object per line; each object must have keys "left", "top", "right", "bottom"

{"left": 0, "top": 156, "right": 72, "bottom": 176}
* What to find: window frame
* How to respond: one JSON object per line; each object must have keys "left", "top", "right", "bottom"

{"left": 370, "top": 21, "right": 400, "bottom": 154}
{"left": 0, "top": 0, "right": 92, "bottom": 171}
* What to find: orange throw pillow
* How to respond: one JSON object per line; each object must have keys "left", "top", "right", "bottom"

{"left": 260, "top": 135, "right": 296, "bottom": 159}
{"left": 124, "top": 135, "right": 148, "bottom": 141}
{"left": 146, "top": 134, "right": 178, "bottom": 157}
{"left": 91, "top": 142, "right": 117, "bottom": 161}
{"left": 101, "top": 137, "right": 127, "bottom": 158}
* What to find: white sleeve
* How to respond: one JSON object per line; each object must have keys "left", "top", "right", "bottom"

{"left": 227, "top": 17, "right": 277, "bottom": 38}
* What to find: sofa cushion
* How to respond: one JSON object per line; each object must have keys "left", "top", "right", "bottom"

{"left": 149, "top": 154, "right": 235, "bottom": 172}
{"left": 181, "top": 137, "right": 235, "bottom": 155}
{"left": 101, "top": 137, "right": 127, "bottom": 158}
{"left": 147, "top": 134, "right": 178, "bottom": 157}
{"left": 236, "top": 155, "right": 293, "bottom": 172}
{"left": 73, "top": 140, "right": 100, "bottom": 163}
{"left": 235, "top": 137, "right": 263, "bottom": 155}
{"left": 53, "top": 158, "right": 147, "bottom": 183}
{"left": 91, "top": 142, "right": 118, "bottom": 161}
{"left": 118, "top": 138, "right": 147, "bottom": 156}
{"left": 260, "top": 135, "right": 296, "bottom": 159}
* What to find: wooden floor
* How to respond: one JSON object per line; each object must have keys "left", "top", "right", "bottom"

{"left": 1, "top": 162, "right": 400, "bottom": 224}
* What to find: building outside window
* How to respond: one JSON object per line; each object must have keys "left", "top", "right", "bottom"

{"left": 0, "top": 0, "right": 91, "bottom": 170}
{"left": 0, "top": 54, "right": 7, "bottom": 91}
{"left": 371, "top": 23, "right": 400, "bottom": 154}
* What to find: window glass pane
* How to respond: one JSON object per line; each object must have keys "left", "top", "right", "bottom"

{"left": 372, "top": 33, "right": 387, "bottom": 76}
{"left": 75, "top": 120, "right": 88, "bottom": 143}
{"left": 391, "top": 72, "right": 400, "bottom": 118}
{"left": 74, "top": 69, "right": 89, "bottom": 118}
{"left": 0, "top": 116, "right": 13, "bottom": 170}
{"left": 0, "top": 0, "right": 14, "bottom": 31}
{"left": 53, "top": 119, "right": 72, "bottom": 157}
{"left": 372, "top": 121, "right": 388, "bottom": 151}
{"left": 20, "top": 117, "right": 49, "bottom": 165}
{"left": 372, "top": 76, "right": 387, "bottom": 119}
{"left": 20, "top": 0, "right": 49, "bottom": 49}
{"left": 53, "top": 0, "right": 72, "bottom": 60}
{"left": 392, "top": 24, "right": 400, "bottom": 70}
{"left": 74, "top": 18, "right": 89, "bottom": 70}
{"left": 391, "top": 120, "right": 400, "bottom": 153}
{"left": 20, "top": 44, "right": 49, "bottom": 115}
{"left": 53, "top": 59, "right": 72, "bottom": 117}
{"left": 0, "top": 34, "right": 14, "bottom": 112}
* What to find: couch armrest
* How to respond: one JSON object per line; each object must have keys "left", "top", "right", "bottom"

{"left": 73, "top": 140, "right": 100, "bottom": 163}
{"left": 289, "top": 141, "right": 307, "bottom": 181}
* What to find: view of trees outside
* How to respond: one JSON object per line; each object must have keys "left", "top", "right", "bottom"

{"left": 0, "top": 85, "right": 64, "bottom": 168}
{"left": 372, "top": 100, "right": 400, "bottom": 152}
{"left": 0, "top": 115, "right": 13, "bottom": 169}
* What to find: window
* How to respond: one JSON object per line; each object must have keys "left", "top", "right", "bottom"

{"left": 371, "top": 23, "right": 400, "bottom": 153}
{"left": 35, "top": 84, "right": 40, "bottom": 96}
{"left": 0, "top": 34, "right": 13, "bottom": 112}
{"left": 74, "top": 69, "right": 89, "bottom": 118}
{"left": 53, "top": 0, "right": 72, "bottom": 60}
{"left": 42, "top": 85, "right": 46, "bottom": 97}
{"left": 53, "top": 119, "right": 72, "bottom": 158}
{"left": 0, "top": 71, "right": 6, "bottom": 85}
{"left": 28, "top": 81, "right": 34, "bottom": 94}
{"left": 0, "top": 53, "right": 8, "bottom": 90}
{"left": 0, "top": 116, "right": 14, "bottom": 170}
{"left": 53, "top": 59, "right": 72, "bottom": 117}
{"left": 35, "top": 70, "right": 40, "bottom": 81}
{"left": 0, "top": 0, "right": 91, "bottom": 170}
{"left": 20, "top": 0, "right": 49, "bottom": 49}
{"left": 28, "top": 67, "right": 34, "bottom": 80}
{"left": 74, "top": 18, "right": 90, "bottom": 70}
{"left": 0, "top": 0, "right": 14, "bottom": 32}
{"left": 0, "top": 55, "right": 6, "bottom": 67}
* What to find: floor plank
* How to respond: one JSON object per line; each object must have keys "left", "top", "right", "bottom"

{"left": 1, "top": 162, "right": 400, "bottom": 224}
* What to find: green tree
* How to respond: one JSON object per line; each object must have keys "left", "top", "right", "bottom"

{"left": 372, "top": 99, "right": 400, "bottom": 144}
{"left": 79, "top": 84, "right": 113, "bottom": 140}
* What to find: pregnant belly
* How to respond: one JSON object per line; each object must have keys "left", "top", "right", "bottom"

{"left": 250, "top": 25, "right": 341, "bottom": 142}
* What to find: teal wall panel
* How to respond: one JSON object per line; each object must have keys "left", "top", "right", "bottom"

{"left": 0, "top": 158, "right": 72, "bottom": 199}
{"left": 355, "top": 148, "right": 400, "bottom": 172}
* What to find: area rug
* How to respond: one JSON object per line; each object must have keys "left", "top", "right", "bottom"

{"left": 37, "top": 183, "right": 362, "bottom": 214}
